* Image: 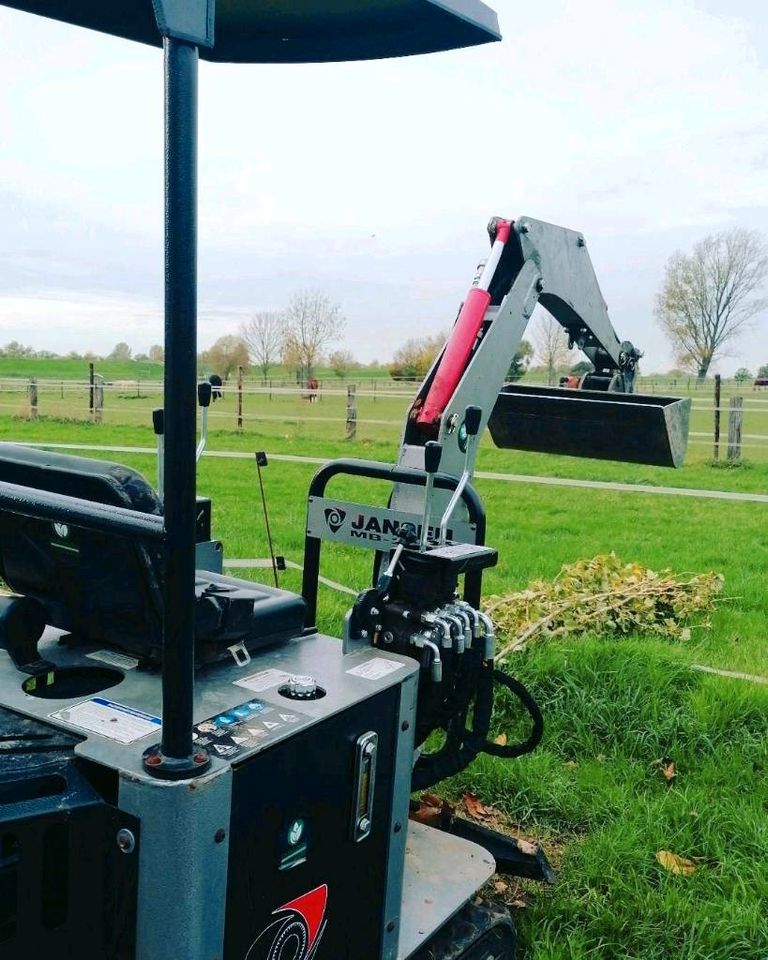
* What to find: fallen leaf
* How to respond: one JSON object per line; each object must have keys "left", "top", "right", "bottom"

{"left": 494, "top": 733, "right": 508, "bottom": 746}
{"left": 517, "top": 839, "right": 538, "bottom": 857}
{"left": 463, "top": 792, "right": 491, "bottom": 820}
{"left": 509, "top": 898, "right": 527, "bottom": 910}
{"left": 410, "top": 793, "right": 452, "bottom": 828}
{"left": 662, "top": 761, "right": 677, "bottom": 782}
{"left": 656, "top": 850, "right": 697, "bottom": 875}
{"left": 494, "top": 880, "right": 509, "bottom": 894}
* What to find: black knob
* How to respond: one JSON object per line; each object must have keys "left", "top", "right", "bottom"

{"left": 464, "top": 405, "right": 482, "bottom": 437}
{"left": 424, "top": 441, "right": 442, "bottom": 474}
{"left": 198, "top": 382, "right": 212, "bottom": 408}
{"left": 152, "top": 408, "right": 164, "bottom": 436}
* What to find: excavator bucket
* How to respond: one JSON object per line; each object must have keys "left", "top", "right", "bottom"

{"left": 487, "top": 384, "right": 691, "bottom": 468}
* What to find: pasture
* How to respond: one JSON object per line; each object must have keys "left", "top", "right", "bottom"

{"left": 0, "top": 387, "right": 766, "bottom": 960}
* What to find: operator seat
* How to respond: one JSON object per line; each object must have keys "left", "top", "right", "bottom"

{"left": 0, "top": 443, "right": 305, "bottom": 667}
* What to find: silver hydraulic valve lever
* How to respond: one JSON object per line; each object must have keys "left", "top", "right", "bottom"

{"left": 420, "top": 440, "right": 443, "bottom": 551}
{"left": 196, "top": 381, "right": 212, "bottom": 464}
{"left": 439, "top": 405, "right": 482, "bottom": 544}
{"left": 152, "top": 407, "right": 164, "bottom": 498}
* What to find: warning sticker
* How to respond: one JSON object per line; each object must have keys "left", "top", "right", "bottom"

{"left": 346, "top": 657, "right": 405, "bottom": 681}
{"left": 192, "top": 697, "right": 309, "bottom": 759}
{"left": 50, "top": 698, "right": 161, "bottom": 744}
{"left": 234, "top": 668, "right": 292, "bottom": 693}
{"left": 87, "top": 649, "right": 140, "bottom": 671}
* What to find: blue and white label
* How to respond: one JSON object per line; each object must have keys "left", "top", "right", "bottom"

{"left": 50, "top": 697, "right": 161, "bottom": 744}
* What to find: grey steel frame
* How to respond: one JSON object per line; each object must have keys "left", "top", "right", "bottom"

{"left": 392, "top": 216, "right": 647, "bottom": 518}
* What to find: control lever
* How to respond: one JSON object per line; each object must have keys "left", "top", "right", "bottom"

{"left": 377, "top": 527, "right": 419, "bottom": 596}
{"left": 196, "top": 381, "right": 212, "bottom": 463}
{"left": 152, "top": 407, "right": 164, "bottom": 497}
{"left": 420, "top": 441, "right": 442, "bottom": 551}
{"left": 439, "top": 405, "right": 482, "bottom": 544}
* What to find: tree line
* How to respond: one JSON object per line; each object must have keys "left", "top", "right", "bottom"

{"left": 3, "top": 228, "right": 766, "bottom": 384}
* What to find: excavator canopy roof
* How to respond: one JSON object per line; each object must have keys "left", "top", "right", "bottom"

{"left": 1, "top": 0, "right": 501, "bottom": 62}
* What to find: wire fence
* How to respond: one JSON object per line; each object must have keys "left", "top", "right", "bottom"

{"left": 2, "top": 373, "right": 767, "bottom": 459}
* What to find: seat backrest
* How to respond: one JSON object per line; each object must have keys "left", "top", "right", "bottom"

{"left": 0, "top": 443, "right": 165, "bottom": 659}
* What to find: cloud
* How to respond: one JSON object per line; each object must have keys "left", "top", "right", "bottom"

{"left": 0, "top": 0, "right": 767, "bottom": 372}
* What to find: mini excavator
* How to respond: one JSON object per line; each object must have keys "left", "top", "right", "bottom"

{"left": 0, "top": 3, "right": 691, "bottom": 959}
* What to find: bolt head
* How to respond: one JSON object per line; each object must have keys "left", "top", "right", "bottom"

{"left": 116, "top": 828, "right": 136, "bottom": 854}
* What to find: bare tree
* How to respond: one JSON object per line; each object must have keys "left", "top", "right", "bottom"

{"left": 284, "top": 290, "right": 344, "bottom": 381}
{"left": 655, "top": 228, "right": 768, "bottom": 380}
{"left": 148, "top": 344, "right": 164, "bottom": 363}
{"left": 240, "top": 311, "right": 284, "bottom": 382}
{"left": 532, "top": 313, "right": 573, "bottom": 385}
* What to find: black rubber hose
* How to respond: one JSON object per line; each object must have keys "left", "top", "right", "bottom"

{"left": 411, "top": 655, "right": 494, "bottom": 790}
{"left": 480, "top": 669, "right": 544, "bottom": 758}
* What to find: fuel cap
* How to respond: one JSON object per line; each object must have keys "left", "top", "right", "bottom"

{"left": 279, "top": 675, "right": 326, "bottom": 701}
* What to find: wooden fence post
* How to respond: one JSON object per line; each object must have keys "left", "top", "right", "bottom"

{"left": 727, "top": 396, "right": 743, "bottom": 462}
{"left": 713, "top": 374, "right": 721, "bottom": 460}
{"left": 89, "top": 362, "right": 95, "bottom": 419}
{"left": 237, "top": 365, "right": 243, "bottom": 430}
{"left": 28, "top": 378, "right": 38, "bottom": 419}
{"left": 346, "top": 383, "right": 357, "bottom": 440}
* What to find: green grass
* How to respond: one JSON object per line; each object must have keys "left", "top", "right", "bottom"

{"left": 0, "top": 412, "right": 766, "bottom": 958}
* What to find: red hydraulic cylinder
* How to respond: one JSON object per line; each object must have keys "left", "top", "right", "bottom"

{"left": 416, "top": 219, "right": 512, "bottom": 433}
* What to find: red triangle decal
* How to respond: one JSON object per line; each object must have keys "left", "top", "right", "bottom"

{"left": 277, "top": 884, "right": 328, "bottom": 949}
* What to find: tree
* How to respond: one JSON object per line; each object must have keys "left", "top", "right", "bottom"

{"left": 758, "top": 363, "right": 768, "bottom": 379}
{"left": 734, "top": 367, "right": 753, "bottom": 383}
{"left": 329, "top": 349, "right": 358, "bottom": 378}
{"left": 283, "top": 290, "right": 344, "bottom": 381}
{"left": 655, "top": 228, "right": 768, "bottom": 381}
{"left": 532, "top": 314, "right": 573, "bottom": 385}
{"left": 201, "top": 335, "right": 249, "bottom": 380}
{"left": 389, "top": 333, "right": 447, "bottom": 380}
{"left": 240, "top": 311, "right": 284, "bottom": 382}
{"left": 109, "top": 342, "right": 132, "bottom": 361}
{"left": 506, "top": 339, "right": 533, "bottom": 381}
{"left": 148, "top": 344, "right": 165, "bottom": 363}
{"left": 1, "top": 341, "right": 36, "bottom": 358}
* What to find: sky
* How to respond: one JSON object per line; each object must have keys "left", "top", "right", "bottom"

{"left": 1, "top": 0, "right": 767, "bottom": 374}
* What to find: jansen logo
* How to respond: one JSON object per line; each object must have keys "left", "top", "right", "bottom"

{"left": 323, "top": 507, "right": 347, "bottom": 534}
{"left": 246, "top": 884, "right": 328, "bottom": 960}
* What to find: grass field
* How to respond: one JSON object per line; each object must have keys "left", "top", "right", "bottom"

{"left": 1, "top": 370, "right": 766, "bottom": 472}
{"left": 0, "top": 408, "right": 766, "bottom": 959}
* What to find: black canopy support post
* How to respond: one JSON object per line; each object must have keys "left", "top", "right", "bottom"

{"left": 144, "top": 37, "right": 209, "bottom": 779}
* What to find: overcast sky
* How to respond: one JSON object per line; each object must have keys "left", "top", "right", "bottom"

{"left": 1, "top": 0, "right": 767, "bottom": 373}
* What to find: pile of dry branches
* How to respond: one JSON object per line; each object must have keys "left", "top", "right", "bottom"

{"left": 486, "top": 553, "right": 724, "bottom": 661}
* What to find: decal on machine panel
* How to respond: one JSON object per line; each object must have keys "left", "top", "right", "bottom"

{"left": 245, "top": 884, "right": 329, "bottom": 960}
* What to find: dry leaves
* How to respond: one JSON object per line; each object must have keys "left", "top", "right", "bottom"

{"left": 410, "top": 793, "right": 452, "bottom": 829}
{"left": 485, "top": 553, "right": 724, "bottom": 659}
{"left": 656, "top": 850, "right": 697, "bottom": 876}
{"left": 463, "top": 792, "right": 494, "bottom": 820}
{"left": 657, "top": 759, "right": 677, "bottom": 782}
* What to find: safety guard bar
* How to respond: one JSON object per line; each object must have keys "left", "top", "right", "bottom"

{"left": 301, "top": 458, "right": 487, "bottom": 628}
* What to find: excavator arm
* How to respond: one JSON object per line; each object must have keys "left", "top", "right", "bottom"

{"left": 391, "top": 215, "right": 690, "bottom": 520}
